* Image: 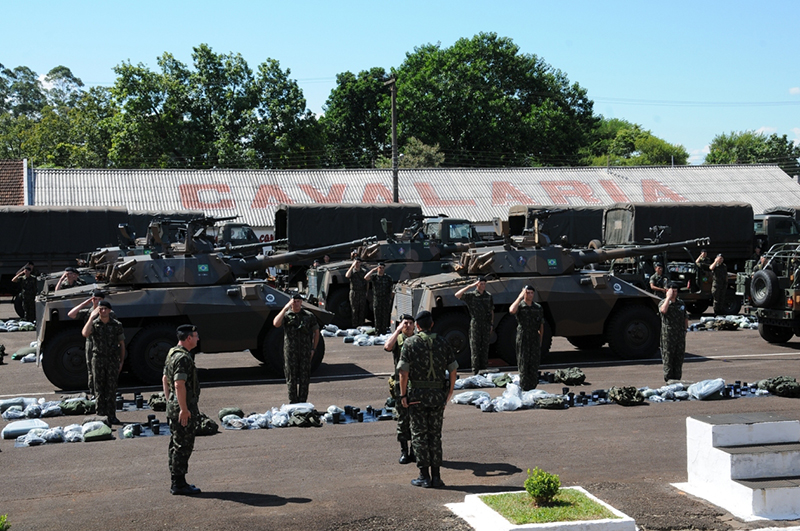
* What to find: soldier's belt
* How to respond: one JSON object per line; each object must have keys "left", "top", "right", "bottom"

{"left": 409, "top": 380, "right": 447, "bottom": 389}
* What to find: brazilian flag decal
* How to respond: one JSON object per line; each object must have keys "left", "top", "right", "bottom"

{"left": 198, "top": 264, "right": 209, "bottom": 273}
{"left": 547, "top": 258, "right": 558, "bottom": 267}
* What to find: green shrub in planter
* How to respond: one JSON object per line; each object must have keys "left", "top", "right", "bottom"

{"left": 524, "top": 467, "right": 561, "bottom": 506}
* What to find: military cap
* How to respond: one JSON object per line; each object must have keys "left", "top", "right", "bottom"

{"left": 291, "top": 293, "right": 303, "bottom": 300}
{"left": 654, "top": 263, "right": 664, "bottom": 268}
{"left": 415, "top": 310, "right": 432, "bottom": 322}
{"left": 717, "top": 253, "right": 724, "bottom": 258}
{"left": 91, "top": 289, "right": 106, "bottom": 298}
{"left": 23, "top": 266, "right": 32, "bottom": 271}
{"left": 667, "top": 282, "right": 680, "bottom": 289}
{"left": 98, "top": 300, "right": 112, "bottom": 309}
{"left": 478, "top": 276, "right": 488, "bottom": 282}
{"left": 399, "top": 313, "right": 415, "bottom": 322}
{"left": 177, "top": 324, "right": 197, "bottom": 334}
{"left": 378, "top": 262, "right": 386, "bottom": 267}
{"left": 65, "top": 266, "right": 78, "bottom": 273}
{"left": 523, "top": 285, "right": 535, "bottom": 291}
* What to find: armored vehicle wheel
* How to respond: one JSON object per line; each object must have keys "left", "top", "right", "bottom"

{"left": 494, "top": 316, "right": 553, "bottom": 365}
{"left": 606, "top": 304, "right": 660, "bottom": 360}
{"left": 685, "top": 300, "right": 709, "bottom": 317}
{"left": 41, "top": 328, "right": 88, "bottom": 390}
{"left": 751, "top": 270, "right": 780, "bottom": 308}
{"left": 129, "top": 324, "right": 177, "bottom": 385}
{"left": 433, "top": 312, "right": 471, "bottom": 369}
{"left": 326, "top": 288, "right": 352, "bottom": 329}
{"left": 13, "top": 294, "right": 24, "bottom": 318}
{"left": 758, "top": 323, "right": 793, "bottom": 343}
{"left": 259, "top": 326, "right": 326, "bottom": 378}
{"left": 566, "top": 335, "right": 605, "bottom": 350}
{"left": 722, "top": 288, "right": 742, "bottom": 315}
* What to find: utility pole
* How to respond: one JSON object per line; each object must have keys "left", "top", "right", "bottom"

{"left": 384, "top": 78, "right": 399, "bottom": 203}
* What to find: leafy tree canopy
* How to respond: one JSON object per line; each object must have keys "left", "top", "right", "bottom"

{"left": 704, "top": 130, "right": 800, "bottom": 176}
{"left": 584, "top": 117, "right": 689, "bottom": 166}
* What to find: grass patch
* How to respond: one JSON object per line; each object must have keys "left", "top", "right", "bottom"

{"left": 480, "top": 488, "right": 619, "bottom": 525}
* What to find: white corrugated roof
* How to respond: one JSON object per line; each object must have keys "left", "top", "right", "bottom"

{"left": 30, "top": 165, "right": 800, "bottom": 229}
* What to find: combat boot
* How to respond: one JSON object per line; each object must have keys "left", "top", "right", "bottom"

{"left": 411, "top": 467, "right": 431, "bottom": 488}
{"left": 430, "top": 466, "right": 445, "bottom": 488}
{"left": 171, "top": 474, "right": 201, "bottom": 495}
{"left": 399, "top": 441, "right": 415, "bottom": 464}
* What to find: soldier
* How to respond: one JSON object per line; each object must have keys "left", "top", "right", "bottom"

{"left": 398, "top": 310, "right": 457, "bottom": 488}
{"left": 384, "top": 313, "right": 416, "bottom": 464}
{"left": 455, "top": 277, "right": 494, "bottom": 375}
{"left": 659, "top": 283, "right": 688, "bottom": 382}
{"left": 12, "top": 264, "right": 37, "bottom": 323}
{"left": 509, "top": 285, "right": 544, "bottom": 391}
{"left": 365, "top": 262, "right": 393, "bottom": 334}
{"left": 81, "top": 300, "right": 125, "bottom": 423}
{"left": 68, "top": 289, "right": 107, "bottom": 396}
{"left": 709, "top": 253, "right": 727, "bottom": 315}
{"left": 162, "top": 324, "right": 202, "bottom": 496}
{"left": 55, "top": 266, "right": 84, "bottom": 291}
{"left": 649, "top": 263, "right": 668, "bottom": 297}
{"left": 345, "top": 258, "right": 368, "bottom": 327}
{"left": 694, "top": 249, "right": 711, "bottom": 292}
{"left": 273, "top": 294, "right": 320, "bottom": 403}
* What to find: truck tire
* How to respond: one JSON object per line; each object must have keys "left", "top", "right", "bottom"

{"left": 606, "top": 304, "right": 660, "bottom": 360}
{"left": 433, "top": 312, "right": 471, "bottom": 369}
{"left": 751, "top": 270, "right": 780, "bottom": 308}
{"left": 128, "top": 323, "right": 177, "bottom": 385}
{"left": 567, "top": 335, "right": 606, "bottom": 350}
{"left": 41, "top": 328, "right": 88, "bottom": 391}
{"left": 260, "top": 326, "right": 326, "bottom": 378}
{"left": 326, "top": 288, "right": 352, "bottom": 329}
{"left": 685, "top": 300, "right": 710, "bottom": 317}
{"left": 13, "top": 294, "right": 24, "bottom": 318}
{"left": 758, "top": 323, "right": 793, "bottom": 344}
{"left": 722, "top": 288, "right": 742, "bottom": 315}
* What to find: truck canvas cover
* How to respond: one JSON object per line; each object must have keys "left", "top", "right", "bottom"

{"left": 274, "top": 203, "right": 423, "bottom": 250}
{"left": 508, "top": 205, "right": 605, "bottom": 247}
{"left": 603, "top": 202, "right": 753, "bottom": 262}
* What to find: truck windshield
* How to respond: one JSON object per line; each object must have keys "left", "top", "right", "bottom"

{"left": 448, "top": 222, "right": 472, "bottom": 241}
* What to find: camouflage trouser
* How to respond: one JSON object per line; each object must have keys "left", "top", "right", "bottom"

{"left": 22, "top": 296, "right": 35, "bottom": 323}
{"left": 350, "top": 290, "right": 367, "bottom": 327}
{"left": 92, "top": 353, "right": 120, "bottom": 419}
{"left": 373, "top": 300, "right": 392, "bottom": 335}
{"left": 284, "top": 342, "right": 311, "bottom": 403}
{"left": 712, "top": 285, "right": 725, "bottom": 315}
{"left": 409, "top": 404, "right": 445, "bottom": 468}
{"left": 85, "top": 337, "right": 94, "bottom": 396}
{"left": 390, "top": 381, "right": 411, "bottom": 443}
{"left": 660, "top": 329, "right": 685, "bottom": 382}
{"left": 469, "top": 321, "right": 491, "bottom": 374}
{"left": 167, "top": 404, "right": 197, "bottom": 476}
{"left": 516, "top": 333, "right": 541, "bottom": 391}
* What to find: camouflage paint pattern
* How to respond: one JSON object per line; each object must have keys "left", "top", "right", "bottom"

{"left": 660, "top": 298, "right": 686, "bottom": 381}
{"left": 461, "top": 289, "right": 493, "bottom": 373}
{"left": 88, "top": 317, "right": 124, "bottom": 419}
{"left": 164, "top": 345, "right": 200, "bottom": 476}
{"left": 371, "top": 273, "right": 394, "bottom": 334}
{"left": 515, "top": 300, "right": 543, "bottom": 391}
{"left": 282, "top": 309, "right": 319, "bottom": 403}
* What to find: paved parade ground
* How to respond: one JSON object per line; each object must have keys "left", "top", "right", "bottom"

{"left": 3, "top": 299, "right": 800, "bottom": 531}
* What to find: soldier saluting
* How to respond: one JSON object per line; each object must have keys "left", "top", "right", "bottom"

{"left": 273, "top": 294, "right": 319, "bottom": 403}
{"left": 455, "top": 277, "right": 494, "bottom": 375}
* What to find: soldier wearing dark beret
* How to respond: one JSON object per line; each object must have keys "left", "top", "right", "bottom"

{"left": 273, "top": 294, "right": 320, "bottom": 403}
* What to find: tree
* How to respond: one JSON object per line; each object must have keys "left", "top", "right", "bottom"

{"left": 320, "top": 67, "right": 391, "bottom": 168}
{"left": 392, "top": 32, "right": 598, "bottom": 167}
{"left": 5, "top": 66, "right": 47, "bottom": 118}
{"left": 584, "top": 118, "right": 689, "bottom": 166}
{"left": 376, "top": 137, "right": 444, "bottom": 168}
{"left": 705, "top": 130, "right": 800, "bottom": 176}
{"left": 44, "top": 66, "right": 85, "bottom": 109}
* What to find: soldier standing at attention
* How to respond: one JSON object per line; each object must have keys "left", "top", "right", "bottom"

{"left": 398, "top": 310, "right": 458, "bottom": 488}
{"left": 12, "top": 265, "right": 37, "bottom": 323}
{"left": 709, "top": 253, "right": 727, "bottom": 316}
{"left": 455, "top": 277, "right": 494, "bottom": 375}
{"left": 384, "top": 314, "right": 416, "bottom": 465}
{"left": 509, "top": 285, "right": 544, "bottom": 391}
{"left": 68, "top": 289, "right": 107, "bottom": 396}
{"left": 273, "top": 294, "right": 320, "bottom": 403}
{"left": 162, "top": 324, "right": 202, "bottom": 496}
{"left": 81, "top": 300, "right": 125, "bottom": 423}
{"left": 659, "top": 283, "right": 688, "bottom": 382}
{"left": 649, "top": 263, "right": 668, "bottom": 297}
{"left": 365, "top": 262, "right": 393, "bottom": 334}
{"left": 346, "top": 258, "right": 368, "bottom": 327}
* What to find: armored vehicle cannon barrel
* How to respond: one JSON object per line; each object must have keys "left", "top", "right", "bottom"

{"left": 233, "top": 237, "right": 376, "bottom": 274}
{"left": 394, "top": 237, "right": 711, "bottom": 369}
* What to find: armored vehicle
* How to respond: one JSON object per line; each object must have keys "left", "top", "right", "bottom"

{"left": 36, "top": 236, "right": 372, "bottom": 390}
{"left": 392, "top": 231, "right": 708, "bottom": 368}
{"left": 737, "top": 242, "right": 800, "bottom": 344}
{"left": 306, "top": 215, "right": 498, "bottom": 328}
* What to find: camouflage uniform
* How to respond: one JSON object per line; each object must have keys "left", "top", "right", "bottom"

{"left": 461, "top": 289, "right": 494, "bottom": 373}
{"left": 88, "top": 317, "right": 125, "bottom": 419}
{"left": 398, "top": 331, "right": 458, "bottom": 470}
{"left": 649, "top": 273, "right": 666, "bottom": 296}
{"left": 390, "top": 333, "right": 412, "bottom": 444}
{"left": 349, "top": 269, "right": 367, "bottom": 327}
{"left": 660, "top": 298, "right": 687, "bottom": 382}
{"left": 712, "top": 263, "right": 727, "bottom": 315}
{"left": 164, "top": 345, "right": 200, "bottom": 476}
{"left": 371, "top": 273, "right": 394, "bottom": 334}
{"left": 77, "top": 308, "right": 96, "bottom": 395}
{"left": 515, "top": 300, "right": 543, "bottom": 391}
{"left": 14, "top": 275, "right": 37, "bottom": 323}
{"left": 282, "top": 308, "right": 320, "bottom": 403}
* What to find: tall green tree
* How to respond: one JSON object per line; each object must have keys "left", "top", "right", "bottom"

{"left": 705, "top": 130, "right": 800, "bottom": 176}
{"left": 44, "top": 66, "right": 85, "bottom": 109}
{"left": 376, "top": 137, "right": 444, "bottom": 168}
{"left": 392, "top": 32, "right": 598, "bottom": 167}
{"left": 5, "top": 66, "right": 47, "bottom": 117}
{"left": 584, "top": 118, "right": 689, "bottom": 166}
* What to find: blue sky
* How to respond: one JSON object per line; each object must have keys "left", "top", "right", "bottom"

{"left": 3, "top": 0, "right": 798, "bottom": 164}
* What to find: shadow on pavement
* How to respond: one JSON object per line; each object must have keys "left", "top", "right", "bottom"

{"left": 443, "top": 460, "right": 522, "bottom": 478}
{"left": 197, "top": 491, "right": 312, "bottom": 507}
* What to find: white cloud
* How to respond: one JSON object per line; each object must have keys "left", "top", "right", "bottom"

{"left": 755, "top": 126, "right": 777, "bottom": 136}
{"left": 790, "top": 87, "right": 800, "bottom": 95}
{"left": 689, "top": 145, "right": 709, "bottom": 165}
{"left": 791, "top": 127, "right": 800, "bottom": 147}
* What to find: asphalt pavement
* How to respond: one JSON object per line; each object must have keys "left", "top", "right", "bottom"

{"left": 3, "top": 302, "right": 800, "bottom": 531}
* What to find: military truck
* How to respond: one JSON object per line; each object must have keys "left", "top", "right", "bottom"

{"left": 392, "top": 225, "right": 709, "bottom": 368}
{"left": 36, "top": 236, "right": 372, "bottom": 390}
{"left": 737, "top": 242, "right": 800, "bottom": 344}
{"left": 754, "top": 207, "right": 800, "bottom": 251}
{"left": 306, "top": 215, "right": 497, "bottom": 328}
{"left": 507, "top": 205, "right": 605, "bottom": 248}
